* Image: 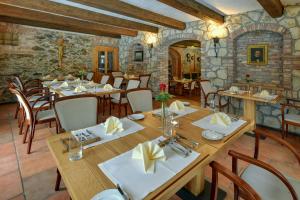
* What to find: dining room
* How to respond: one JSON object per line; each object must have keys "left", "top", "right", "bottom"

{"left": 1, "top": 0, "right": 300, "bottom": 200}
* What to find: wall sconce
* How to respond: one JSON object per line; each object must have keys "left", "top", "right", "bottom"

{"left": 210, "top": 25, "right": 228, "bottom": 58}
{"left": 146, "top": 34, "right": 157, "bottom": 58}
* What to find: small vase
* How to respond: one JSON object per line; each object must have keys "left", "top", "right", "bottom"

{"left": 161, "top": 101, "right": 170, "bottom": 137}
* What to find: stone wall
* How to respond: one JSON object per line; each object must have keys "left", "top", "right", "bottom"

{"left": 119, "top": 5, "right": 300, "bottom": 134}
{"left": 0, "top": 23, "right": 119, "bottom": 103}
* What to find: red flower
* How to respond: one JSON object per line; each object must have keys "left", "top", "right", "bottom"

{"left": 159, "top": 83, "right": 167, "bottom": 91}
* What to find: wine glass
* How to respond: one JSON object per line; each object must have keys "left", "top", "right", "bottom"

{"left": 210, "top": 99, "right": 216, "bottom": 113}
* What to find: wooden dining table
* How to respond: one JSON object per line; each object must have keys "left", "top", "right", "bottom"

{"left": 218, "top": 91, "right": 281, "bottom": 130}
{"left": 169, "top": 79, "right": 193, "bottom": 95}
{"left": 47, "top": 105, "right": 252, "bottom": 200}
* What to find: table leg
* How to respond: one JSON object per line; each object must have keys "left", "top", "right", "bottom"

{"left": 185, "top": 168, "right": 205, "bottom": 196}
{"left": 243, "top": 99, "right": 256, "bottom": 130}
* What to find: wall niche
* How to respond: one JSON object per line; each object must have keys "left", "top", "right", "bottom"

{"left": 127, "top": 43, "right": 148, "bottom": 74}
{"left": 233, "top": 30, "right": 283, "bottom": 85}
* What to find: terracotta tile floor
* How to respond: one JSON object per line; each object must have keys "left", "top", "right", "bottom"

{"left": 0, "top": 97, "right": 300, "bottom": 200}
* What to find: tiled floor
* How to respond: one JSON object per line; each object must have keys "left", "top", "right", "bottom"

{"left": 0, "top": 98, "right": 299, "bottom": 200}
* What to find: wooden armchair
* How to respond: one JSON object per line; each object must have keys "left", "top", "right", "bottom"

{"left": 281, "top": 98, "right": 300, "bottom": 138}
{"left": 228, "top": 129, "right": 300, "bottom": 200}
{"left": 199, "top": 80, "right": 229, "bottom": 111}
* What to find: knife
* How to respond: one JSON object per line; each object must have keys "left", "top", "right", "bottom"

{"left": 176, "top": 133, "right": 199, "bottom": 148}
{"left": 117, "top": 184, "right": 129, "bottom": 200}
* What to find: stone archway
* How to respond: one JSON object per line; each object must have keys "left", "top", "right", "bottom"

{"left": 226, "top": 23, "right": 293, "bottom": 89}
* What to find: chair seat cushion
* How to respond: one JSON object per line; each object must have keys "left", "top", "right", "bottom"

{"left": 30, "top": 101, "right": 49, "bottom": 109}
{"left": 111, "top": 97, "right": 128, "bottom": 104}
{"left": 241, "top": 164, "right": 300, "bottom": 200}
{"left": 28, "top": 95, "right": 42, "bottom": 102}
{"left": 36, "top": 109, "right": 55, "bottom": 121}
{"left": 285, "top": 114, "right": 300, "bottom": 124}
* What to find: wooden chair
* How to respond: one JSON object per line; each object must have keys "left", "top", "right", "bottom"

{"left": 110, "top": 80, "right": 140, "bottom": 117}
{"left": 9, "top": 88, "right": 57, "bottom": 154}
{"left": 209, "top": 161, "right": 261, "bottom": 200}
{"left": 139, "top": 74, "right": 151, "bottom": 88}
{"left": 54, "top": 94, "right": 99, "bottom": 191}
{"left": 86, "top": 72, "right": 94, "bottom": 81}
{"left": 228, "top": 129, "right": 300, "bottom": 200}
{"left": 113, "top": 76, "right": 124, "bottom": 89}
{"left": 127, "top": 88, "right": 153, "bottom": 113}
{"left": 281, "top": 98, "right": 300, "bottom": 138}
{"left": 100, "top": 74, "right": 110, "bottom": 84}
{"left": 112, "top": 71, "right": 123, "bottom": 77}
{"left": 183, "top": 80, "right": 196, "bottom": 96}
{"left": 199, "top": 80, "right": 229, "bottom": 111}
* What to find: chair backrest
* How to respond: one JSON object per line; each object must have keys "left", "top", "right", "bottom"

{"left": 210, "top": 161, "right": 261, "bottom": 200}
{"left": 54, "top": 95, "right": 98, "bottom": 131}
{"left": 127, "top": 80, "right": 140, "bottom": 90}
{"left": 13, "top": 76, "right": 24, "bottom": 91}
{"left": 113, "top": 76, "right": 124, "bottom": 89}
{"left": 127, "top": 89, "right": 153, "bottom": 113}
{"left": 100, "top": 75, "right": 110, "bottom": 84}
{"left": 112, "top": 71, "right": 123, "bottom": 77}
{"left": 139, "top": 74, "right": 151, "bottom": 88}
{"left": 191, "top": 81, "right": 196, "bottom": 90}
{"left": 86, "top": 72, "right": 94, "bottom": 81}
{"left": 200, "top": 80, "right": 216, "bottom": 95}
{"left": 9, "top": 88, "right": 33, "bottom": 122}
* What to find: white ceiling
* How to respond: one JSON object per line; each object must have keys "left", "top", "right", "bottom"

{"left": 51, "top": 0, "right": 300, "bottom": 25}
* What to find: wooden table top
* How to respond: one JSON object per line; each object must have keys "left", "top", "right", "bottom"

{"left": 218, "top": 91, "right": 282, "bottom": 104}
{"left": 47, "top": 106, "right": 252, "bottom": 200}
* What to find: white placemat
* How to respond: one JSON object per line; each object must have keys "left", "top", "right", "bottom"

{"left": 59, "top": 88, "right": 119, "bottom": 96}
{"left": 98, "top": 136, "right": 199, "bottom": 200}
{"left": 71, "top": 117, "right": 145, "bottom": 149}
{"left": 192, "top": 114, "right": 247, "bottom": 136}
{"left": 152, "top": 107, "right": 198, "bottom": 119}
{"left": 253, "top": 93, "right": 278, "bottom": 101}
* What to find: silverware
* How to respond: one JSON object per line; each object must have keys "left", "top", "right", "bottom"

{"left": 168, "top": 142, "right": 189, "bottom": 157}
{"left": 117, "top": 184, "right": 129, "bottom": 200}
{"left": 176, "top": 133, "right": 199, "bottom": 148}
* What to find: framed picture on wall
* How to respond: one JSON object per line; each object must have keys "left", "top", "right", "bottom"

{"left": 134, "top": 51, "right": 144, "bottom": 62}
{"left": 247, "top": 44, "right": 268, "bottom": 65}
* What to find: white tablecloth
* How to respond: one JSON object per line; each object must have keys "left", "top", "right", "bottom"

{"left": 192, "top": 114, "right": 247, "bottom": 136}
{"left": 98, "top": 136, "right": 200, "bottom": 200}
{"left": 71, "top": 117, "right": 145, "bottom": 149}
{"left": 59, "top": 88, "right": 119, "bottom": 96}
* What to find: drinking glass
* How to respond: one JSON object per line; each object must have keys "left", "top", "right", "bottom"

{"left": 68, "top": 133, "right": 83, "bottom": 161}
{"left": 210, "top": 99, "right": 216, "bottom": 112}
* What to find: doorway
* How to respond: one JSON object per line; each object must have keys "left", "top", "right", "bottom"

{"left": 168, "top": 40, "right": 201, "bottom": 80}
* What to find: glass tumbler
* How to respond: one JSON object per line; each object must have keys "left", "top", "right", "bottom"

{"left": 68, "top": 133, "right": 83, "bottom": 161}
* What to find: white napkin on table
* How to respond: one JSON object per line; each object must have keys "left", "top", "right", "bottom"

{"left": 210, "top": 112, "right": 232, "bottom": 127}
{"left": 103, "top": 84, "right": 113, "bottom": 90}
{"left": 74, "top": 78, "right": 80, "bottom": 82}
{"left": 169, "top": 100, "right": 185, "bottom": 111}
{"left": 87, "top": 81, "right": 97, "bottom": 86}
{"left": 104, "top": 116, "right": 124, "bottom": 135}
{"left": 259, "top": 90, "right": 270, "bottom": 98}
{"left": 74, "top": 85, "right": 87, "bottom": 93}
{"left": 65, "top": 74, "right": 74, "bottom": 80}
{"left": 51, "top": 79, "right": 58, "bottom": 84}
{"left": 132, "top": 141, "right": 166, "bottom": 174}
{"left": 229, "top": 86, "right": 239, "bottom": 93}
{"left": 43, "top": 75, "right": 51, "bottom": 79}
{"left": 59, "top": 81, "right": 68, "bottom": 88}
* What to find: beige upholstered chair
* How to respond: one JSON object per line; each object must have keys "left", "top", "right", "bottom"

{"left": 9, "top": 88, "right": 57, "bottom": 154}
{"left": 86, "top": 72, "right": 94, "bottom": 81}
{"left": 281, "top": 98, "right": 300, "bottom": 138}
{"left": 112, "top": 71, "right": 123, "bottom": 77}
{"left": 113, "top": 76, "right": 124, "bottom": 89}
{"left": 139, "top": 74, "right": 151, "bottom": 88}
{"left": 229, "top": 129, "right": 300, "bottom": 200}
{"left": 54, "top": 95, "right": 99, "bottom": 132}
{"left": 110, "top": 80, "right": 140, "bottom": 116}
{"left": 100, "top": 75, "right": 110, "bottom": 84}
{"left": 183, "top": 80, "right": 196, "bottom": 96}
{"left": 200, "top": 80, "right": 229, "bottom": 111}
{"left": 127, "top": 89, "right": 153, "bottom": 113}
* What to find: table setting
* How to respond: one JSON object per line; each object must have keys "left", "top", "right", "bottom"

{"left": 253, "top": 89, "right": 278, "bottom": 101}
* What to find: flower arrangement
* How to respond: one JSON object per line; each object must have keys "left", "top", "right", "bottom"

{"left": 78, "top": 66, "right": 87, "bottom": 79}
{"left": 155, "top": 83, "right": 173, "bottom": 102}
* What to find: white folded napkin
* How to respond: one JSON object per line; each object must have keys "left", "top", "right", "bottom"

{"left": 169, "top": 100, "right": 185, "bottom": 111}
{"left": 104, "top": 116, "right": 124, "bottom": 135}
{"left": 210, "top": 112, "right": 232, "bottom": 127}
{"left": 74, "top": 85, "right": 87, "bottom": 93}
{"left": 103, "top": 84, "right": 113, "bottom": 90}
{"left": 51, "top": 79, "right": 58, "bottom": 84}
{"left": 74, "top": 78, "right": 80, "bottom": 82}
{"left": 65, "top": 74, "right": 74, "bottom": 80}
{"left": 132, "top": 141, "right": 166, "bottom": 174}
{"left": 229, "top": 86, "right": 239, "bottom": 93}
{"left": 87, "top": 81, "right": 97, "bottom": 86}
{"left": 59, "top": 81, "right": 68, "bottom": 88}
{"left": 260, "top": 90, "right": 270, "bottom": 98}
{"left": 43, "top": 75, "right": 51, "bottom": 79}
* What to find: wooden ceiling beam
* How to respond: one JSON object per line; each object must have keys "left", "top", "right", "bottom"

{"left": 257, "top": 0, "right": 283, "bottom": 18}
{"left": 0, "top": 3, "right": 137, "bottom": 37}
{"left": 158, "top": 0, "right": 224, "bottom": 24}
{"left": 0, "top": 0, "right": 158, "bottom": 33}
{"left": 71, "top": 0, "right": 186, "bottom": 30}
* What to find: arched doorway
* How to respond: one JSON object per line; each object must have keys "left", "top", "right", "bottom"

{"left": 168, "top": 40, "right": 201, "bottom": 80}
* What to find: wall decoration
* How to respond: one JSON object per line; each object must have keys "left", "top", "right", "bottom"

{"left": 134, "top": 50, "right": 144, "bottom": 62}
{"left": 247, "top": 44, "right": 268, "bottom": 65}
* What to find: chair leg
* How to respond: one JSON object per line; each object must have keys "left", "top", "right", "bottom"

{"left": 102, "top": 97, "right": 106, "bottom": 115}
{"left": 55, "top": 168, "right": 61, "bottom": 191}
{"left": 125, "top": 105, "right": 128, "bottom": 116}
{"left": 118, "top": 104, "right": 121, "bottom": 117}
{"left": 55, "top": 120, "right": 59, "bottom": 134}
{"left": 109, "top": 100, "right": 112, "bottom": 115}
{"left": 23, "top": 124, "right": 29, "bottom": 144}
{"left": 19, "top": 114, "right": 25, "bottom": 135}
{"left": 285, "top": 124, "right": 289, "bottom": 138}
{"left": 281, "top": 121, "right": 285, "bottom": 139}
{"left": 27, "top": 123, "right": 35, "bottom": 154}
{"left": 14, "top": 104, "right": 20, "bottom": 119}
